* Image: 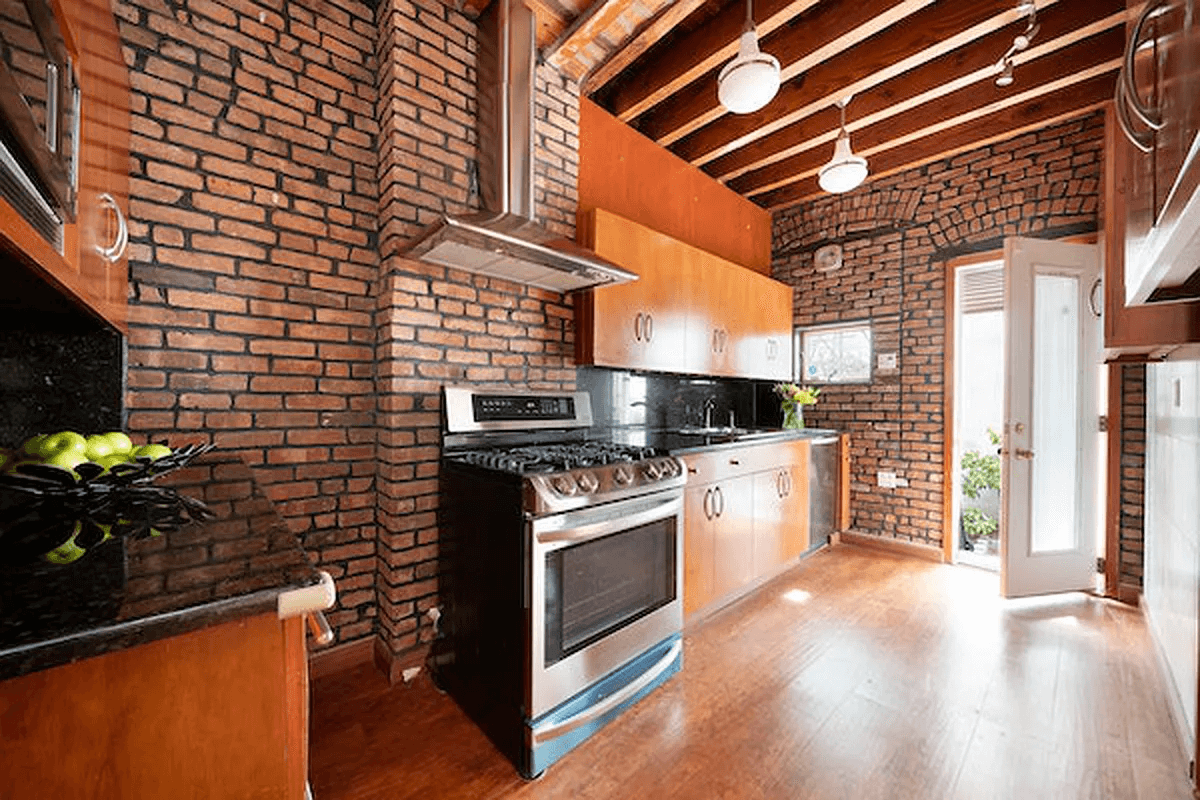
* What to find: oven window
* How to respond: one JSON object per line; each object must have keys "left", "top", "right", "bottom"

{"left": 543, "top": 517, "right": 676, "bottom": 667}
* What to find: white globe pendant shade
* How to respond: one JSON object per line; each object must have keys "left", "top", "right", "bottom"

{"left": 818, "top": 133, "right": 868, "bottom": 193}
{"left": 718, "top": 29, "right": 781, "bottom": 114}
{"left": 818, "top": 97, "right": 868, "bottom": 194}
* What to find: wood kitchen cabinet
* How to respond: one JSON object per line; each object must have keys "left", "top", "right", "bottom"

{"left": 752, "top": 452, "right": 809, "bottom": 578}
{"left": 1104, "top": 0, "right": 1200, "bottom": 356}
{"left": 682, "top": 438, "right": 812, "bottom": 621}
{"left": 577, "top": 208, "right": 793, "bottom": 380}
{"left": 0, "top": 0, "right": 130, "bottom": 332}
{"left": 0, "top": 613, "right": 310, "bottom": 799}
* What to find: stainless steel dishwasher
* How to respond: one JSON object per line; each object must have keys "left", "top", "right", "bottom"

{"left": 806, "top": 432, "right": 840, "bottom": 551}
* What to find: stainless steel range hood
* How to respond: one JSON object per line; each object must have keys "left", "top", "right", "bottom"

{"left": 400, "top": 0, "right": 636, "bottom": 293}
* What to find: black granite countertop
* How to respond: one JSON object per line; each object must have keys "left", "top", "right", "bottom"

{"left": 0, "top": 451, "right": 320, "bottom": 680}
{"left": 606, "top": 426, "right": 841, "bottom": 455}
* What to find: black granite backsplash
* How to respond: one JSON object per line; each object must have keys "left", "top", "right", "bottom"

{"left": 578, "top": 366, "right": 784, "bottom": 430}
{"left": 0, "top": 260, "right": 125, "bottom": 448}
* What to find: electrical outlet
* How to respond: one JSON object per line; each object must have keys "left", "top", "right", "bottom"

{"left": 876, "top": 471, "right": 897, "bottom": 488}
{"left": 878, "top": 352, "right": 897, "bottom": 370}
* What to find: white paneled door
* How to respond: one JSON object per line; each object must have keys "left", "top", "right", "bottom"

{"left": 1001, "top": 238, "right": 1102, "bottom": 598}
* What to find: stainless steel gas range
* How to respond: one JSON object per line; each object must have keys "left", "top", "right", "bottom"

{"left": 433, "top": 387, "right": 684, "bottom": 778}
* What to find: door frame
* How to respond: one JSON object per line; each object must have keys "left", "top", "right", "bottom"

{"left": 942, "top": 235, "right": 1116, "bottom": 595}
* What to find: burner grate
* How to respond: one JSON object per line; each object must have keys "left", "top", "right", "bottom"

{"left": 453, "top": 442, "right": 660, "bottom": 474}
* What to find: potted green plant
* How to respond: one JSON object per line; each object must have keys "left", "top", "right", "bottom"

{"left": 960, "top": 428, "right": 1000, "bottom": 552}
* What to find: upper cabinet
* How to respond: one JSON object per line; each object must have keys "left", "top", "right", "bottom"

{"left": 1113, "top": 0, "right": 1200, "bottom": 308}
{"left": 576, "top": 208, "right": 794, "bottom": 380}
{"left": 0, "top": 0, "right": 131, "bottom": 331}
{"left": 1103, "top": 0, "right": 1200, "bottom": 358}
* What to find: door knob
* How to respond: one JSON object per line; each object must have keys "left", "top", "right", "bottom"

{"left": 1015, "top": 448, "right": 1035, "bottom": 460}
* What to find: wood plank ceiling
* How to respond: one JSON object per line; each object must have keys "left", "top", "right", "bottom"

{"left": 524, "top": 0, "right": 1126, "bottom": 211}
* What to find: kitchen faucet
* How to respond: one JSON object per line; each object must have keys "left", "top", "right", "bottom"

{"left": 703, "top": 397, "right": 716, "bottom": 429}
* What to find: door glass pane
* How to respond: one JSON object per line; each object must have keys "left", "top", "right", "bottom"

{"left": 1029, "top": 274, "right": 1079, "bottom": 553}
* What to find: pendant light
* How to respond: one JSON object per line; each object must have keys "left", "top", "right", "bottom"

{"left": 818, "top": 97, "right": 868, "bottom": 194}
{"left": 717, "top": 0, "right": 780, "bottom": 115}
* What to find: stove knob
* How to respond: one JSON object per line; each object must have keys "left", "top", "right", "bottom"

{"left": 576, "top": 472, "right": 599, "bottom": 493}
{"left": 660, "top": 459, "right": 680, "bottom": 477}
{"left": 613, "top": 465, "right": 634, "bottom": 485}
{"left": 643, "top": 461, "right": 662, "bottom": 481}
{"left": 552, "top": 476, "right": 577, "bottom": 496}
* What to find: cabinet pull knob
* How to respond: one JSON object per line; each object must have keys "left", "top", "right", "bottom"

{"left": 729, "top": 458, "right": 740, "bottom": 465}
{"left": 96, "top": 193, "right": 129, "bottom": 264}
{"left": 687, "top": 466, "right": 697, "bottom": 474}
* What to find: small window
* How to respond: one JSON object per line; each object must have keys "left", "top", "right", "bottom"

{"left": 796, "top": 321, "right": 873, "bottom": 384}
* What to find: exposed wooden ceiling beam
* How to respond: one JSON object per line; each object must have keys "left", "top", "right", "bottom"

{"left": 756, "top": 71, "right": 1117, "bottom": 210}
{"left": 636, "top": 0, "right": 935, "bottom": 146}
{"left": 605, "top": 0, "right": 821, "bottom": 122}
{"left": 668, "top": 0, "right": 1060, "bottom": 166}
{"left": 733, "top": 31, "right": 1122, "bottom": 196}
{"left": 583, "top": 0, "right": 710, "bottom": 93}
{"left": 708, "top": 1, "right": 1127, "bottom": 183}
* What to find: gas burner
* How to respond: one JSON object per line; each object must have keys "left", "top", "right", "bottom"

{"left": 454, "top": 442, "right": 663, "bottom": 475}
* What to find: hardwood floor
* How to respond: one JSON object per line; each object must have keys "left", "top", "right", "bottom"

{"left": 310, "top": 545, "right": 1194, "bottom": 800}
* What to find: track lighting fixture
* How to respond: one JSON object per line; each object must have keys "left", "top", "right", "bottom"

{"left": 995, "top": 2, "right": 1039, "bottom": 87}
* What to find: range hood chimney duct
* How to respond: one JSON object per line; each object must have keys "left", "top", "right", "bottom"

{"left": 399, "top": 0, "right": 636, "bottom": 293}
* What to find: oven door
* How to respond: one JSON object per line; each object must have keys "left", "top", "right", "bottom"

{"left": 528, "top": 490, "right": 683, "bottom": 720}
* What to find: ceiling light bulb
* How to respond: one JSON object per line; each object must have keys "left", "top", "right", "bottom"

{"left": 1013, "top": 33, "right": 1030, "bottom": 50}
{"left": 995, "top": 59, "right": 1014, "bottom": 87}
{"left": 717, "top": 0, "right": 780, "bottom": 115}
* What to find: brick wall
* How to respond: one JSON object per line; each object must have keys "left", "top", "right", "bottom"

{"left": 772, "top": 112, "right": 1104, "bottom": 549}
{"left": 116, "top": 0, "right": 382, "bottom": 644}
{"left": 1118, "top": 364, "right": 1146, "bottom": 592}
{"left": 372, "top": 0, "right": 581, "bottom": 669}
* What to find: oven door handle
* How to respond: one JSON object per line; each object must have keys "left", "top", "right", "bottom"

{"left": 534, "top": 495, "right": 683, "bottom": 545}
{"left": 530, "top": 639, "right": 682, "bottom": 746}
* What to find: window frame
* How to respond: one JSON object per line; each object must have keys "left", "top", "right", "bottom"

{"left": 794, "top": 319, "right": 875, "bottom": 385}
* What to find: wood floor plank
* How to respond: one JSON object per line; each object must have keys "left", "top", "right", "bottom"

{"left": 310, "top": 546, "right": 1195, "bottom": 800}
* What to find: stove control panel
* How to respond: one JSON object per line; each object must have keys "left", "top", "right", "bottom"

{"left": 526, "top": 457, "right": 688, "bottom": 514}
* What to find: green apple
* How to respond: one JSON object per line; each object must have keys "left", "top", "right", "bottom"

{"left": 43, "top": 449, "right": 89, "bottom": 476}
{"left": 103, "top": 431, "right": 134, "bottom": 454}
{"left": 34, "top": 431, "right": 86, "bottom": 459}
{"left": 95, "top": 453, "right": 132, "bottom": 471}
{"left": 132, "top": 443, "right": 172, "bottom": 461}
{"left": 20, "top": 434, "right": 48, "bottom": 457}
{"left": 84, "top": 434, "right": 115, "bottom": 461}
{"left": 43, "top": 523, "right": 85, "bottom": 564}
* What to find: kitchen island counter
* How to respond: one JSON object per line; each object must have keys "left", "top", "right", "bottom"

{"left": 606, "top": 426, "right": 839, "bottom": 455}
{"left": 0, "top": 450, "right": 322, "bottom": 680}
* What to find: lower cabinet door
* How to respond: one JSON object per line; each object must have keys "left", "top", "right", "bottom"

{"left": 684, "top": 484, "right": 716, "bottom": 617}
{"left": 781, "top": 460, "right": 810, "bottom": 560}
{"left": 712, "top": 476, "right": 755, "bottom": 598}
{"left": 752, "top": 469, "right": 787, "bottom": 577}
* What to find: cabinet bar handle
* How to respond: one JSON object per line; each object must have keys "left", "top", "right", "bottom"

{"left": 1121, "top": 0, "right": 1167, "bottom": 131}
{"left": 634, "top": 312, "right": 644, "bottom": 341}
{"left": 645, "top": 313, "right": 653, "bottom": 342}
{"left": 307, "top": 611, "right": 334, "bottom": 646}
{"left": 703, "top": 488, "right": 712, "bottom": 520}
{"left": 96, "top": 193, "right": 128, "bottom": 264}
{"left": 715, "top": 486, "right": 724, "bottom": 517}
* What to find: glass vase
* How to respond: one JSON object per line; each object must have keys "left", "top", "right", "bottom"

{"left": 782, "top": 403, "right": 804, "bottom": 430}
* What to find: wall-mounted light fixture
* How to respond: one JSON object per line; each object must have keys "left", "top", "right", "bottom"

{"left": 717, "top": 0, "right": 780, "bottom": 114}
{"left": 818, "top": 97, "right": 868, "bottom": 194}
